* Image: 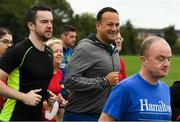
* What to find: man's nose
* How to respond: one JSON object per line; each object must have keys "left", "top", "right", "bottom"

{"left": 47, "top": 21, "right": 53, "bottom": 28}
{"left": 163, "top": 58, "right": 170, "bottom": 66}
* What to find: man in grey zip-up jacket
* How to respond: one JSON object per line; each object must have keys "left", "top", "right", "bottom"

{"left": 63, "top": 7, "right": 120, "bottom": 121}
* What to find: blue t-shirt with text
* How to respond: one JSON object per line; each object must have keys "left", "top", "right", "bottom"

{"left": 103, "top": 73, "right": 171, "bottom": 121}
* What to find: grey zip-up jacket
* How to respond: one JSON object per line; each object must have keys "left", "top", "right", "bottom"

{"left": 64, "top": 34, "right": 120, "bottom": 115}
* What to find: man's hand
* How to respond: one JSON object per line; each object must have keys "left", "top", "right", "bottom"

{"left": 58, "top": 93, "right": 67, "bottom": 107}
{"left": 106, "top": 72, "right": 119, "bottom": 86}
{"left": 21, "top": 89, "right": 42, "bottom": 106}
{"left": 47, "top": 90, "right": 57, "bottom": 107}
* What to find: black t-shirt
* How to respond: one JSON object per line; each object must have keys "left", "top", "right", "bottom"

{"left": 170, "top": 81, "right": 180, "bottom": 121}
{"left": 0, "top": 39, "right": 53, "bottom": 121}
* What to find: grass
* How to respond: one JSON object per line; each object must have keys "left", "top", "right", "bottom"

{"left": 121, "top": 55, "right": 180, "bottom": 86}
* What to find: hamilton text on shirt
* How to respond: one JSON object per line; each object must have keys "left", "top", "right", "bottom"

{"left": 139, "top": 99, "right": 171, "bottom": 112}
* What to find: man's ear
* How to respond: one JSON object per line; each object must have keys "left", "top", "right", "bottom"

{"left": 140, "top": 56, "right": 147, "bottom": 66}
{"left": 96, "top": 22, "right": 101, "bottom": 31}
{"left": 61, "top": 34, "right": 65, "bottom": 40}
{"left": 27, "top": 22, "right": 35, "bottom": 31}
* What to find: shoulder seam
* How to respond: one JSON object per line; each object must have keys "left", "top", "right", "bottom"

{"left": 46, "top": 47, "right": 53, "bottom": 54}
{"left": 18, "top": 46, "right": 33, "bottom": 68}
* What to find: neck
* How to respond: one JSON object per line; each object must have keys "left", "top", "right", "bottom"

{"left": 139, "top": 68, "right": 159, "bottom": 85}
{"left": 53, "top": 63, "right": 59, "bottom": 72}
{"left": 96, "top": 33, "right": 110, "bottom": 45}
{"left": 29, "top": 34, "right": 46, "bottom": 51}
{"left": 62, "top": 42, "right": 69, "bottom": 49}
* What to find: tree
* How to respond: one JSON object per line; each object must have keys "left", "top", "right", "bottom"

{"left": 0, "top": 0, "right": 74, "bottom": 43}
{"left": 73, "top": 13, "right": 96, "bottom": 41}
{"left": 0, "top": 0, "right": 33, "bottom": 43}
{"left": 163, "top": 26, "right": 177, "bottom": 47}
{"left": 120, "top": 20, "right": 139, "bottom": 54}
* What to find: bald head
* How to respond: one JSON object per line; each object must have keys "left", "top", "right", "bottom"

{"left": 140, "top": 36, "right": 171, "bottom": 57}
{"left": 139, "top": 36, "right": 172, "bottom": 82}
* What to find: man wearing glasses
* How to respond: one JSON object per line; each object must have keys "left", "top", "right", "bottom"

{"left": 0, "top": 27, "right": 13, "bottom": 57}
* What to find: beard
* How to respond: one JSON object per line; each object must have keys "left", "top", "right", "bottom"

{"left": 66, "top": 42, "right": 75, "bottom": 48}
{"left": 35, "top": 30, "right": 52, "bottom": 42}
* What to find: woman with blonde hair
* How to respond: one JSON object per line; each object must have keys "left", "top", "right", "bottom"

{"left": 42, "top": 37, "right": 67, "bottom": 121}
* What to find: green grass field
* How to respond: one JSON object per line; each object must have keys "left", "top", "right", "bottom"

{"left": 122, "top": 55, "right": 180, "bottom": 86}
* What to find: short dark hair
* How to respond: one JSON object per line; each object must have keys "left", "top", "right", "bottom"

{"left": 60, "top": 25, "right": 76, "bottom": 35}
{"left": 25, "top": 4, "right": 53, "bottom": 29}
{"left": 97, "top": 7, "right": 118, "bottom": 22}
{"left": 0, "top": 27, "right": 12, "bottom": 39}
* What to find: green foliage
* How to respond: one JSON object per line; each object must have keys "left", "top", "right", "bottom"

{"left": 73, "top": 13, "right": 96, "bottom": 41}
{"left": 122, "top": 55, "right": 179, "bottom": 86}
{"left": 163, "top": 26, "right": 177, "bottom": 47}
{"left": 172, "top": 41, "right": 180, "bottom": 54}
{"left": 163, "top": 26, "right": 179, "bottom": 54}
{"left": 0, "top": 0, "right": 74, "bottom": 42}
{"left": 0, "top": 0, "right": 33, "bottom": 43}
{"left": 121, "top": 21, "right": 139, "bottom": 54}
{"left": 0, "top": 1, "right": 178, "bottom": 55}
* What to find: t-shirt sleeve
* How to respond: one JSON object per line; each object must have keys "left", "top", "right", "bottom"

{"left": 0, "top": 46, "right": 20, "bottom": 74}
{"left": 102, "top": 84, "right": 129, "bottom": 121}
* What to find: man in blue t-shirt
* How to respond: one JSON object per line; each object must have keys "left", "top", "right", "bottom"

{"left": 99, "top": 36, "right": 172, "bottom": 121}
{"left": 58, "top": 25, "right": 76, "bottom": 120}
{"left": 59, "top": 25, "right": 76, "bottom": 100}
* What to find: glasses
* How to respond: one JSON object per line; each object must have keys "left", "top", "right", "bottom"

{"left": 0, "top": 39, "right": 13, "bottom": 45}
